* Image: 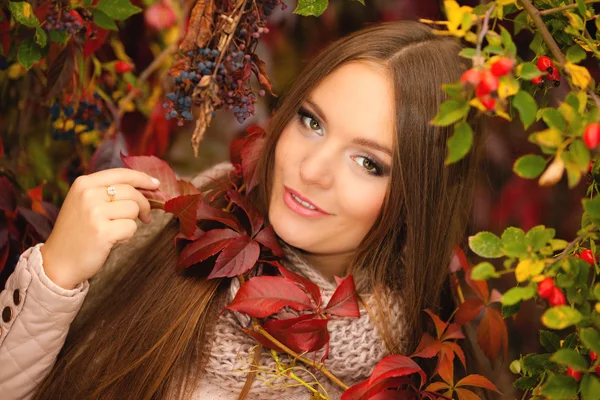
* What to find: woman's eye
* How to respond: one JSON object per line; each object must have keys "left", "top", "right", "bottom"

{"left": 353, "top": 156, "right": 382, "bottom": 176}
{"left": 298, "top": 108, "right": 324, "bottom": 135}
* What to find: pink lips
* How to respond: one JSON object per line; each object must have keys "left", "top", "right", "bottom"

{"left": 283, "top": 186, "right": 330, "bottom": 218}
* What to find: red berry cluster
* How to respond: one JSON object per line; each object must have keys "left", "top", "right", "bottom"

{"left": 460, "top": 57, "right": 514, "bottom": 111}
{"left": 574, "top": 249, "right": 597, "bottom": 265}
{"left": 531, "top": 56, "right": 560, "bottom": 87}
{"left": 537, "top": 277, "right": 566, "bottom": 306}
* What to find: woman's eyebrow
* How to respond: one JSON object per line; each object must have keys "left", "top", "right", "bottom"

{"left": 305, "top": 98, "right": 328, "bottom": 125}
{"left": 351, "top": 138, "right": 392, "bottom": 156}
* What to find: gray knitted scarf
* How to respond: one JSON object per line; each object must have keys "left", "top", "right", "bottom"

{"left": 200, "top": 243, "right": 405, "bottom": 399}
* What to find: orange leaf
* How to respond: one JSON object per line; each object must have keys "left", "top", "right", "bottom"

{"left": 436, "top": 352, "right": 454, "bottom": 386}
{"left": 455, "top": 388, "right": 480, "bottom": 400}
{"left": 456, "top": 374, "right": 501, "bottom": 393}
{"left": 444, "top": 341, "right": 467, "bottom": 370}
{"left": 442, "top": 323, "right": 465, "bottom": 341}
{"left": 425, "top": 381, "right": 450, "bottom": 393}
{"left": 454, "top": 298, "right": 484, "bottom": 325}
{"left": 411, "top": 333, "right": 441, "bottom": 358}
{"left": 477, "top": 307, "right": 508, "bottom": 363}
{"left": 424, "top": 309, "right": 448, "bottom": 339}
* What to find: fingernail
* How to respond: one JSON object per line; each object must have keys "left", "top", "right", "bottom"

{"left": 151, "top": 177, "right": 160, "bottom": 185}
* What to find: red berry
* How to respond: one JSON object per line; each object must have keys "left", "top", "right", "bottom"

{"left": 584, "top": 123, "right": 600, "bottom": 150}
{"left": 69, "top": 10, "right": 84, "bottom": 25}
{"left": 115, "top": 61, "right": 133, "bottom": 74}
{"left": 461, "top": 69, "right": 481, "bottom": 87}
{"left": 537, "top": 56, "right": 554, "bottom": 74}
{"left": 537, "top": 278, "right": 555, "bottom": 299}
{"left": 491, "top": 57, "right": 514, "bottom": 77}
{"left": 531, "top": 76, "right": 543, "bottom": 85}
{"left": 476, "top": 69, "right": 499, "bottom": 96}
{"left": 567, "top": 367, "right": 582, "bottom": 382}
{"left": 591, "top": 350, "right": 598, "bottom": 362}
{"left": 479, "top": 95, "right": 496, "bottom": 111}
{"left": 589, "top": 160, "right": 595, "bottom": 174}
{"left": 596, "top": 364, "right": 600, "bottom": 376}
{"left": 547, "top": 66, "right": 561, "bottom": 85}
{"left": 579, "top": 249, "right": 596, "bottom": 265}
{"left": 548, "top": 287, "right": 566, "bottom": 306}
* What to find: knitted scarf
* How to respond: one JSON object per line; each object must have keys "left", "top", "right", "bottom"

{"left": 200, "top": 243, "right": 406, "bottom": 399}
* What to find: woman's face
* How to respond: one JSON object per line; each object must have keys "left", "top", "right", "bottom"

{"left": 269, "top": 61, "right": 395, "bottom": 256}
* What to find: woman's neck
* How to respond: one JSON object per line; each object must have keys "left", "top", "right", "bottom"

{"left": 298, "top": 249, "right": 354, "bottom": 282}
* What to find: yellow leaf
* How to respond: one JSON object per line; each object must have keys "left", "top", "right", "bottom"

{"left": 496, "top": 107, "right": 512, "bottom": 121}
{"left": 498, "top": 76, "right": 519, "bottom": 100}
{"left": 576, "top": 91, "right": 588, "bottom": 113}
{"left": 596, "top": 303, "right": 600, "bottom": 313}
{"left": 64, "top": 119, "right": 74, "bottom": 131}
{"left": 558, "top": 102, "right": 575, "bottom": 124}
{"left": 534, "top": 128, "right": 562, "bottom": 148}
{"left": 565, "top": 62, "right": 593, "bottom": 89}
{"left": 515, "top": 259, "right": 545, "bottom": 282}
{"left": 495, "top": 0, "right": 516, "bottom": 5}
{"left": 539, "top": 157, "right": 565, "bottom": 187}
{"left": 52, "top": 119, "right": 65, "bottom": 130}
{"left": 442, "top": 0, "right": 474, "bottom": 37}
{"left": 23, "top": 2, "right": 32, "bottom": 19}
{"left": 164, "top": 26, "right": 180, "bottom": 46}
{"left": 7, "top": 63, "right": 25, "bottom": 80}
{"left": 565, "top": 12, "right": 584, "bottom": 31}
{"left": 74, "top": 124, "right": 88, "bottom": 134}
{"left": 469, "top": 97, "right": 486, "bottom": 111}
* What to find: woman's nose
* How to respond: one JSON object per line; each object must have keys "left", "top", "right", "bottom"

{"left": 299, "top": 147, "right": 334, "bottom": 189}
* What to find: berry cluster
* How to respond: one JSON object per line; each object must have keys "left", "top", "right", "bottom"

{"left": 460, "top": 57, "right": 515, "bottom": 111}
{"left": 49, "top": 93, "right": 107, "bottom": 146}
{"left": 537, "top": 277, "right": 566, "bottom": 306}
{"left": 164, "top": 0, "right": 284, "bottom": 126}
{"left": 42, "top": 6, "right": 88, "bottom": 36}
{"left": 531, "top": 56, "right": 561, "bottom": 87}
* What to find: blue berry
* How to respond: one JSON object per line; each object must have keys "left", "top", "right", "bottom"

{"left": 166, "top": 92, "right": 177, "bottom": 101}
{"left": 182, "top": 111, "right": 194, "bottom": 120}
{"left": 181, "top": 71, "right": 189, "bottom": 79}
{"left": 169, "top": 110, "right": 178, "bottom": 118}
{"left": 212, "top": 49, "right": 219, "bottom": 57}
{"left": 64, "top": 106, "right": 74, "bottom": 117}
{"left": 241, "top": 96, "right": 248, "bottom": 103}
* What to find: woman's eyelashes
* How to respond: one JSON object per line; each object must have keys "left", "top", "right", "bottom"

{"left": 296, "top": 106, "right": 390, "bottom": 177}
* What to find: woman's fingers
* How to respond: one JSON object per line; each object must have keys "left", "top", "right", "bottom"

{"left": 76, "top": 168, "right": 161, "bottom": 191}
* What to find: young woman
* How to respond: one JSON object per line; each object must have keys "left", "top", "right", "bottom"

{"left": 0, "top": 20, "right": 485, "bottom": 399}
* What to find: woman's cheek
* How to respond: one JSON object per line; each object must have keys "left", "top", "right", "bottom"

{"left": 339, "top": 177, "right": 387, "bottom": 225}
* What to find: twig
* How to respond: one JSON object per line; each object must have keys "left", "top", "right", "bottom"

{"left": 549, "top": 227, "right": 597, "bottom": 267}
{"left": 539, "top": 0, "right": 600, "bottom": 16}
{"left": 474, "top": 3, "right": 496, "bottom": 67}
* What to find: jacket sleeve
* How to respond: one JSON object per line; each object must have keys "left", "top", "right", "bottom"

{"left": 0, "top": 243, "right": 89, "bottom": 400}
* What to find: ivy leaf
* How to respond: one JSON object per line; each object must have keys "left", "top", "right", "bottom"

{"left": 456, "top": 374, "right": 500, "bottom": 393}
{"left": 431, "top": 99, "right": 470, "bottom": 127}
{"left": 121, "top": 153, "right": 180, "bottom": 202}
{"left": 92, "top": 9, "right": 118, "bottom": 31}
{"left": 542, "top": 306, "right": 583, "bottom": 329}
{"left": 324, "top": 275, "right": 360, "bottom": 317}
{"left": 9, "top": 1, "right": 40, "bottom": 27}
{"left": 227, "top": 189, "right": 264, "bottom": 237}
{"left": 367, "top": 355, "right": 427, "bottom": 388}
{"left": 196, "top": 201, "right": 244, "bottom": 233}
{"left": 469, "top": 231, "right": 503, "bottom": 258}
{"left": 254, "top": 226, "right": 284, "bottom": 256}
{"left": 209, "top": 235, "right": 260, "bottom": 278}
{"left": 512, "top": 90, "right": 537, "bottom": 130}
{"left": 266, "top": 261, "right": 322, "bottom": 306}
{"left": 477, "top": 307, "right": 508, "bottom": 363}
{"left": 550, "top": 349, "right": 588, "bottom": 371}
{"left": 95, "top": 0, "right": 142, "bottom": 21}
{"left": 164, "top": 194, "right": 202, "bottom": 238}
{"left": 227, "top": 276, "right": 315, "bottom": 317}
{"left": 251, "top": 54, "right": 276, "bottom": 96}
{"left": 294, "top": 0, "right": 328, "bottom": 16}
{"left": 17, "top": 36, "right": 42, "bottom": 70}
{"left": 176, "top": 228, "right": 240, "bottom": 269}
{"left": 445, "top": 121, "right": 473, "bottom": 165}
{"left": 263, "top": 314, "right": 330, "bottom": 355}
{"left": 454, "top": 298, "right": 485, "bottom": 325}
{"left": 513, "top": 154, "right": 546, "bottom": 179}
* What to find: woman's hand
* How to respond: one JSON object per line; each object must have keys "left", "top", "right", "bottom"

{"left": 40, "top": 168, "right": 161, "bottom": 290}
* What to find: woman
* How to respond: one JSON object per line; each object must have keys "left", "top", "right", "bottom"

{"left": 0, "top": 20, "right": 485, "bottom": 399}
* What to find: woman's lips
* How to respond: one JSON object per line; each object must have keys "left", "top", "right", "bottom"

{"left": 283, "top": 186, "right": 330, "bottom": 218}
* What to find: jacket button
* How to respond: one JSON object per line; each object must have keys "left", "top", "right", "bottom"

{"left": 13, "top": 289, "right": 20, "bottom": 306}
{"left": 2, "top": 307, "right": 12, "bottom": 323}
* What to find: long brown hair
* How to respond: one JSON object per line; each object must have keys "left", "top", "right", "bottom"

{"left": 34, "top": 20, "right": 486, "bottom": 399}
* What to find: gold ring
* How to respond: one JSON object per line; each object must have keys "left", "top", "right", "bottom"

{"left": 107, "top": 185, "right": 116, "bottom": 202}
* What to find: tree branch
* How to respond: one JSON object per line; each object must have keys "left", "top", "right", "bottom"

{"left": 539, "top": 0, "right": 600, "bottom": 16}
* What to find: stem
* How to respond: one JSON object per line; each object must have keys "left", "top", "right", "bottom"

{"left": 253, "top": 324, "right": 349, "bottom": 391}
{"left": 539, "top": 0, "right": 600, "bottom": 16}
{"left": 474, "top": 3, "right": 496, "bottom": 67}
{"left": 550, "top": 227, "right": 597, "bottom": 267}
{"left": 518, "top": 0, "right": 566, "bottom": 65}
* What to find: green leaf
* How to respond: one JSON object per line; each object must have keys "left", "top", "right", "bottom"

{"left": 526, "top": 225, "right": 555, "bottom": 252}
{"left": 459, "top": 48, "right": 476, "bottom": 59}
{"left": 293, "top": 0, "right": 328, "bottom": 16}
{"left": 541, "top": 375, "right": 578, "bottom": 398}
{"left": 542, "top": 306, "right": 583, "bottom": 330}
{"left": 17, "top": 36, "right": 42, "bottom": 70}
{"left": 576, "top": 0, "right": 587, "bottom": 16}
{"left": 550, "top": 239, "right": 568, "bottom": 251}
{"left": 500, "top": 25, "right": 517, "bottom": 56}
{"left": 501, "top": 227, "right": 528, "bottom": 257}
{"left": 581, "top": 374, "right": 600, "bottom": 400}
{"left": 502, "top": 286, "right": 536, "bottom": 306}
{"left": 563, "top": 333, "right": 578, "bottom": 349}
{"left": 469, "top": 231, "right": 503, "bottom": 258}
{"left": 92, "top": 9, "right": 118, "bottom": 30}
{"left": 517, "top": 62, "right": 544, "bottom": 80}
{"left": 512, "top": 90, "right": 538, "bottom": 130}
{"left": 583, "top": 196, "right": 600, "bottom": 224}
{"left": 445, "top": 121, "right": 473, "bottom": 165}
{"left": 580, "top": 328, "right": 600, "bottom": 355}
{"left": 542, "top": 108, "right": 567, "bottom": 132}
{"left": 49, "top": 30, "right": 68, "bottom": 44}
{"left": 594, "top": 283, "right": 600, "bottom": 301}
{"left": 9, "top": 1, "right": 40, "bottom": 28}
{"left": 550, "top": 349, "right": 588, "bottom": 371}
{"left": 514, "top": 154, "right": 546, "bottom": 179}
{"left": 567, "top": 44, "right": 587, "bottom": 64}
{"left": 513, "top": 375, "right": 538, "bottom": 390}
{"left": 442, "top": 83, "right": 463, "bottom": 97}
{"left": 95, "top": 0, "right": 142, "bottom": 20}
{"left": 502, "top": 301, "right": 522, "bottom": 318}
{"left": 34, "top": 27, "right": 47, "bottom": 48}
{"left": 570, "top": 140, "right": 591, "bottom": 172}
{"left": 352, "top": 0, "right": 365, "bottom": 4}
{"left": 431, "top": 99, "right": 470, "bottom": 127}
{"left": 522, "top": 353, "right": 553, "bottom": 374}
{"left": 514, "top": 11, "right": 530, "bottom": 35}
{"left": 540, "top": 330, "right": 561, "bottom": 352}
{"left": 471, "top": 262, "right": 500, "bottom": 280}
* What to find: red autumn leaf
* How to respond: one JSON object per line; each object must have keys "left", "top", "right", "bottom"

{"left": 465, "top": 268, "right": 490, "bottom": 304}
{"left": 368, "top": 355, "right": 427, "bottom": 389}
{"left": 241, "top": 136, "right": 265, "bottom": 194}
{"left": 444, "top": 341, "right": 467, "bottom": 370}
{"left": 0, "top": 177, "right": 17, "bottom": 213}
{"left": 18, "top": 207, "right": 52, "bottom": 238}
{"left": 227, "top": 276, "right": 315, "bottom": 318}
{"left": 441, "top": 323, "right": 465, "bottom": 341}
{"left": 456, "top": 374, "right": 500, "bottom": 393}
{"left": 251, "top": 54, "right": 276, "bottom": 96}
{"left": 164, "top": 194, "right": 202, "bottom": 238}
{"left": 454, "top": 388, "right": 479, "bottom": 400}
{"left": 454, "top": 298, "right": 485, "bottom": 325}
{"left": 230, "top": 125, "right": 265, "bottom": 166}
{"left": 411, "top": 333, "right": 441, "bottom": 359}
{"left": 341, "top": 377, "right": 413, "bottom": 400}
{"left": 263, "top": 314, "right": 329, "bottom": 354}
{"left": 424, "top": 309, "right": 448, "bottom": 339}
{"left": 227, "top": 189, "right": 264, "bottom": 236}
{"left": 425, "top": 381, "right": 449, "bottom": 393}
{"left": 174, "top": 227, "right": 204, "bottom": 246}
{"left": 178, "top": 180, "right": 201, "bottom": 196}
{"left": 324, "top": 275, "right": 360, "bottom": 317}
{"left": 83, "top": 26, "right": 109, "bottom": 58}
{"left": 196, "top": 201, "right": 244, "bottom": 233}
{"left": 436, "top": 352, "right": 454, "bottom": 386}
{"left": 241, "top": 328, "right": 285, "bottom": 352}
{"left": 254, "top": 226, "right": 284, "bottom": 256}
{"left": 121, "top": 153, "right": 180, "bottom": 202}
{"left": 176, "top": 229, "right": 240, "bottom": 269}
{"left": 477, "top": 307, "right": 508, "bottom": 364}
{"left": 209, "top": 235, "right": 260, "bottom": 278}
{"left": 266, "top": 261, "right": 321, "bottom": 307}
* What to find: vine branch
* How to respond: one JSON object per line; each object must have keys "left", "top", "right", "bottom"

{"left": 539, "top": 0, "right": 600, "bottom": 16}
